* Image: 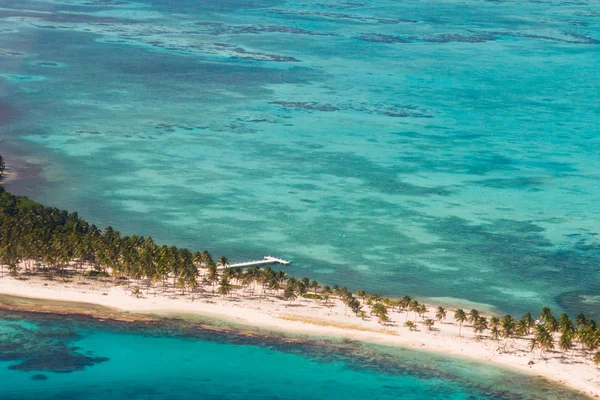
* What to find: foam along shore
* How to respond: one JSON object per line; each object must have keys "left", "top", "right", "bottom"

{"left": 0, "top": 267, "right": 598, "bottom": 398}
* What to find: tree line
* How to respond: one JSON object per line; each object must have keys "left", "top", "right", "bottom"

{"left": 0, "top": 180, "right": 599, "bottom": 368}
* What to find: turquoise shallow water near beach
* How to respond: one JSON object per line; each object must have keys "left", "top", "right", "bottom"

{"left": 1, "top": 0, "right": 600, "bottom": 316}
{"left": 0, "top": 310, "right": 590, "bottom": 400}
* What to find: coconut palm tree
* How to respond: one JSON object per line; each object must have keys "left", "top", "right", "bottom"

{"left": 576, "top": 313, "right": 588, "bottom": 329}
{"left": 455, "top": 309, "right": 467, "bottom": 337}
{"left": 468, "top": 309, "right": 480, "bottom": 325}
{"left": 540, "top": 307, "right": 553, "bottom": 324}
{"left": 284, "top": 284, "right": 297, "bottom": 303}
{"left": 204, "top": 264, "right": 219, "bottom": 295}
{"left": 521, "top": 312, "right": 535, "bottom": 332}
{"left": 218, "top": 256, "right": 229, "bottom": 267}
{"left": 310, "top": 280, "right": 320, "bottom": 294}
{"left": 490, "top": 316, "right": 500, "bottom": 329}
{"left": 424, "top": 319, "right": 435, "bottom": 331}
{"left": 378, "top": 312, "right": 390, "bottom": 325}
{"left": 535, "top": 325, "right": 554, "bottom": 360}
{"left": 501, "top": 315, "right": 516, "bottom": 352}
{"left": 404, "top": 321, "right": 417, "bottom": 331}
{"left": 491, "top": 326, "right": 500, "bottom": 343}
{"left": 559, "top": 331, "right": 574, "bottom": 358}
{"left": 417, "top": 303, "right": 429, "bottom": 320}
{"left": 409, "top": 300, "right": 420, "bottom": 321}
{"left": 473, "top": 316, "right": 488, "bottom": 338}
{"left": 217, "top": 276, "right": 232, "bottom": 298}
{"left": 436, "top": 306, "right": 447, "bottom": 323}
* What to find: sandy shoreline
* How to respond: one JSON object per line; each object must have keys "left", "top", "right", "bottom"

{"left": 0, "top": 274, "right": 598, "bottom": 398}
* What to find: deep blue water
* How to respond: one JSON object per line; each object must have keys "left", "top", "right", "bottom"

{"left": 1, "top": 0, "right": 600, "bottom": 317}
{"left": 0, "top": 308, "right": 589, "bottom": 400}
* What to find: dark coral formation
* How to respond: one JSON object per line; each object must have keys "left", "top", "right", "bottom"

{"left": 269, "top": 9, "right": 417, "bottom": 24}
{"left": 355, "top": 34, "right": 411, "bottom": 43}
{"left": 270, "top": 101, "right": 339, "bottom": 111}
{"left": 411, "top": 33, "right": 496, "bottom": 43}
{"left": 270, "top": 101, "right": 432, "bottom": 118}
{"left": 0, "top": 318, "right": 109, "bottom": 373}
{"left": 195, "top": 21, "right": 338, "bottom": 37}
{"left": 487, "top": 30, "right": 599, "bottom": 44}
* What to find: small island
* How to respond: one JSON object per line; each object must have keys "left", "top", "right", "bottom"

{"left": 0, "top": 158, "right": 599, "bottom": 398}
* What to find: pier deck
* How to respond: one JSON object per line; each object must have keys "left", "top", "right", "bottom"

{"left": 217, "top": 256, "right": 290, "bottom": 270}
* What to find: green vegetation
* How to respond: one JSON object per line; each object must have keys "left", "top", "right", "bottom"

{"left": 303, "top": 293, "right": 323, "bottom": 300}
{"left": 404, "top": 321, "right": 417, "bottom": 331}
{"left": 1, "top": 170, "right": 600, "bottom": 365}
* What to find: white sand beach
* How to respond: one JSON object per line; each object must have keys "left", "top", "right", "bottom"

{"left": 0, "top": 272, "right": 598, "bottom": 398}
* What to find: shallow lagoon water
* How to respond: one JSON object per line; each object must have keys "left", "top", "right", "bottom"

{"left": 0, "top": 309, "right": 590, "bottom": 400}
{"left": 0, "top": 0, "right": 599, "bottom": 316}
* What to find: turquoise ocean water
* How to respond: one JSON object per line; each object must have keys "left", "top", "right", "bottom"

{"left": 1, "top": 0, "right": 600, "bottom": 317}
{"left": 0, "top": 308, "right": 590, "bottom": 400}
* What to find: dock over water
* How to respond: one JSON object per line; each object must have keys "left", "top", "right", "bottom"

{"left": 218, "top": 256, "right": 290, "bottom": 270}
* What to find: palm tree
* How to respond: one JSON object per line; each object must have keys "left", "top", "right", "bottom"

{"left": 284, "top": 285, "right": 297, "bottom": 303}
{"left": 409, "top": 300, "right": 420, "bottom": 321}
{"left": 204, "top": 264, "right": 219, "bottom": 295}
{"left": 468, "top": 309, "right": 480, "bottom": 325}
{"left": 545, "top": 315, "right": 559, "bottom": 333}
{"left": 436, "top": 306, "right": 447, "bottom": 323}
{"left": 559, "top": 331, "right": 573, "bottom": 358}
{"left": 490, "top": 316, "right": 500, "bottom": 329}
{"left": 529, "top": 338, "right": 539, "bottom": 356}
{"left": 217, "top": 276, "right": 232, "bottom": 298}
{"left": 424, "top": 319, "right": 435, "bottom": 331}
{"left": 515, "top": 320, "right": 529, "bottom": 338}
{"left": 558, "top": 313, "right": 572, "bottom": 333}
{"left": 218, "top": 256, "right": 229, "bottom": 267}
{"left": 535, "top": 325, "right": 554, "bottom": 360}
{"left": 473, "top": 316, "right": 488, "bottom": 338}
{"left": 491, "top": 326, "right": 501, "bottom": 343}
{"left": 404, "top": 321, "right": 417, "bottom": 331}
{"left": 540, "top": 307, "right": 553, "bottom": 324}
{"left": 501, "top": 315, "right": 516, "bottom": 352}
{"left": 310, "top": 280, "right": 320, "bottom": 294}
{"left": 455, "top": 309, "right": 467, "bottom": 337}
{"left": 522, "top": 312, "right": 535, "bottom": 332}
{"left": 417, "top": 303, "right": 429, "bottom": 320}
{"left": 378, "top": 312, "right": 390, "bottom": 325}
{"left": 576, "top": 313, "right": 587, "bottom": 329}
{"left": 400, "top": 295, "right": 412, "bottom": 311}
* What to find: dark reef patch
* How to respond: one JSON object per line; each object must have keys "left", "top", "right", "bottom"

{"left": 410, "top": 33, "right": 496, "bottom": 43}
{"left": 195, "top": 21, "right": 338, "bottom": 37}
{"left": 356, "top": 34, "right": 411, "bottom": 43}
{"left": 31, "top": 374, "right": 48, "bottom": 380}
{"left": 487, "top": 30, "right": 599, "bottom": 44}
{"left": 0, "top": 320, "right": 109, "bottom": 373}
{"left": 32, "top": 61, "right": 60, "bottom": 67}
{"left": 270, "top": 101, "right": 339, "bottom": 111}
{"left": 270, "top": 101, "right": 431, "bottom": 118}
{"left": 268, "top": 9, "right": 417, "bottom": 24}
{"left": 471, "top": 176, "right": 547, "bottom": 190}
{"left": 556, "top": 290, "right": 600, "bottom": 321}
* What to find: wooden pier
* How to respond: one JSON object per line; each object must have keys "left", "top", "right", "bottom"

{"left": 217, "top": 256, "right": 290, "bottom": 270}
